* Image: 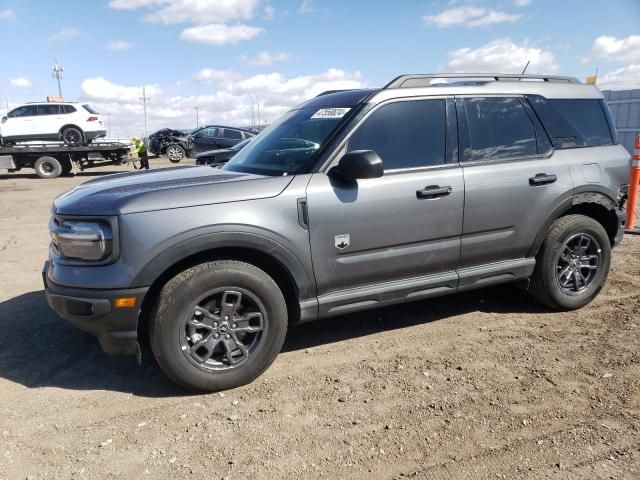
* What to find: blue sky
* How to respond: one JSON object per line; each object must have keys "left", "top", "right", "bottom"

{"left": 0, "top": 0, "right": 638, "bottom": 136}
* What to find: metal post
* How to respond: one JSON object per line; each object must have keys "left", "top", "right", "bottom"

{"left": 139, "top": 87, "right": 151, "bottom": 140}
{"left": 52, "top": 58, "right": 64, "bottom": 98}
{"left": 194, "top": 106, "right": 199, "bottom": 128}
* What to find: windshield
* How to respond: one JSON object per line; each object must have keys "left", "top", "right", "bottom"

{"left": 223, "top": 106, "right": 351, "bottom": 176}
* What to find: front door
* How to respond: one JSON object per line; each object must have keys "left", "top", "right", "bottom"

{"left": 190, "top": 127, "right": 221, "bottom": 155}
{"left": 306, "top": 97, "right": 464, "bottom": 316}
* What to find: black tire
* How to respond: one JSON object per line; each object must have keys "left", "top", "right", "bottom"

{"left": 528, "top": 214, "right": 611, "bottom": 310}
{"left": 150, "top": 260, "right": 288, "bottom": 392}
{"left": 61, "top": 127, "right": 84, "bottom": 146}
{"left": 166, "top": 144, "right": 185, "bottom": 163}
{"left": 34, "top": 156, "right": 63, "bottom": 179}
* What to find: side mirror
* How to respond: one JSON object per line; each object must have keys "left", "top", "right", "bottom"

{"left": 193, "top": 132, "right": 203, "bottom": 139}
{"left": 1, "top": 116, "right": 7, "bottom": 123}
{"left": 330, "top": 150, "right": 384, "bottom": 181}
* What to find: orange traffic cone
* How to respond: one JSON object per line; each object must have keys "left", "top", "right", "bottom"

{"left": 625, "top": 133, "right": 640, "bottom": 233}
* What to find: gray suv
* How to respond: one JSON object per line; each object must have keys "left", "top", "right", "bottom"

{"left": 44, "top": 73, "right": 630, "bottom": 392}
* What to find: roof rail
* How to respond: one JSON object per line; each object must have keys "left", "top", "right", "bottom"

{"left": 384, "top": 73, "right": 581, "bottom": 89}
{"left": 315, "top": 89, "right": 353, "bottom": 97}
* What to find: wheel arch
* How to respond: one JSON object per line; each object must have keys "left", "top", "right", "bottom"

{"left": 528, "top": 189, "right": 620, "bottom": 257}
{"left": 135, "top": 233, "right": 314, "bottom": 344}
{"left": 58, "top": 124, "right": 85, "bottom": 139}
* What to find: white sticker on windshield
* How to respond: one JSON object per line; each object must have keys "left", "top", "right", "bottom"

{"left": 311, "top": 108, "right": 351, "bottom": 119}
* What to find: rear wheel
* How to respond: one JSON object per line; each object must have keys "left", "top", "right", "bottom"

{"left": 166, "top": 144, "right": 185, "bottom": 163}
{"left": 528, "top": 214, "right": 611, "bottom": 310}
{"left": 34, "top": 156, "right": 63, "bottom": 179}
{"left": 150, "top": 260, "right": 288, "bottom": 392}
{"left": 61, "top": 127, "right": 84, "bottom": 146}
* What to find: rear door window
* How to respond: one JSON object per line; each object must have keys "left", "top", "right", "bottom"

{"left": 347, "top": 98, "right": 446, "bottom": 170}
{"left": 461, "top": 97, "right": 538, "bottom": 162}
{"left": 37, "top": 104, "right": 61, "bottom": 115}
{"left": 223, "top": 129, "right": 243, "bottom": 140}
{"left": 62, "top": 105, "right": 77, "bottom": 114}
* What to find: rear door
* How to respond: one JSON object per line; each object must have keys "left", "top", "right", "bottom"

{"left": 32, "top": 104, "right": 61, "bottom": 135}
{"left": 218, "top": 128, "right": 243, "bottom": 148}
{"left": 456, "top": 96, "right": 573, "bottom": 279}
{"left": 306, "top": 97, "right": 464, "bottom": 315}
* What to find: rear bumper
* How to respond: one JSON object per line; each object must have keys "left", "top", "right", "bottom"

{"left": 43, "top": 261, "right": 148, "bottom": 356}
{"left": 86, "top": 130, "right": 107, "bottom": 141}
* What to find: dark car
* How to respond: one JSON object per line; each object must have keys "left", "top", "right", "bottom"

{"left": 188, "top": 126, "right": 256, "bottom": 157}
{"left": 147, "top": 128, "right": 190, "bottom": 163}
{"left": 195, "top": 138, "right": 252, "bottom": 166}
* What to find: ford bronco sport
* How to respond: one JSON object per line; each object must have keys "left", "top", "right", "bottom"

{"left": 44, "top": 73, "right": 630, "bottom": 392}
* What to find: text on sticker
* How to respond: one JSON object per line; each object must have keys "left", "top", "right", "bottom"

{"left": 311, "top": 108, "right": 351, "bottom": 119}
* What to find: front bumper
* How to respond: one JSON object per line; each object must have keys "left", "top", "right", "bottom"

{"left": 43, "top": 261, "right": 148, "bottom": 356}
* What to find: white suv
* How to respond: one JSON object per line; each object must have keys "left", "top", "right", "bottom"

{"left": 0, "top": 102, "right": 106, "bottom": 146}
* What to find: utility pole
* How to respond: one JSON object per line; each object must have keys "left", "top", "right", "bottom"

{"left": 139, "top": 87, "right": 151, "bottom": 139}
{"left": 194, "top": 106, "right": 199, "bottom": 128}
{"left": 106, "top": 113, "right": 111, "bottom": 137}
{"left": 52, "top": 58, "right": 64, "bottom": 98}
{"left": 252, "top": 94, "right": 261, "bottom": 127}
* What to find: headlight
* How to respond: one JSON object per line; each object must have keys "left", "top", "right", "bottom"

{"left": 51, "top": 219, "right": 113, "bottom": 261}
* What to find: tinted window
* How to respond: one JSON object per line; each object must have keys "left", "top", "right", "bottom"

{"left": 82, "top": 104, "right": 99, "bottom": 114}
{"left": 203, "top": 127, "right": 219, "bottom": 138}
{"left": 37, "top": 104, "right": 61, "bottom": 115}
{"left": 462, "top": 97, "right": 537, "bottom": 161}
{"left": 8, "top": 105, "right": 37, "bottom": 118}
{"left": 531, "top": 98, "right": 613, "bottom": 148}
{"left": 347, "top": 99, "right": 446, "bottom": 170}
{"left": 62, "top": 105, "right": 76, "bottom": 114}
{"left": 223, "top": 129, "right": 243, "bottom": 140}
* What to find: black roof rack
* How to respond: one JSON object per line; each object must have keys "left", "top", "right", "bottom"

{"left": 315, "top": 89, "right": 354, "bottom": 97}
{"left": 384, "top": 73, "right": 581, "bottom": 89}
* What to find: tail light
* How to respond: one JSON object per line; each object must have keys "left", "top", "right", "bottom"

{"left": 87, "top": 116, "right": 99, "bottom": 122}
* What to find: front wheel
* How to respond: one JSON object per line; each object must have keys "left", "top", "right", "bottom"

{"left": 150, "top": 260, "right": 288, "bottom": 392}
{"left": 528, "top": 214, "right": 611, "bottom": 310}
{"left": 166, "top": 144, "right": 185, "bottom": 163}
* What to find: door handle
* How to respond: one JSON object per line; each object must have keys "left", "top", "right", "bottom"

{"left": 529, "top": 173, "right": 557, "bottom": 186}
{"left": 416, "top": 185, "right": 452, "bottom": 199}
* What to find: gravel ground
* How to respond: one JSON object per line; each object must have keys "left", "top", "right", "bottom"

{"left": 0, "top": 158, "right": 639, "bottom": 480}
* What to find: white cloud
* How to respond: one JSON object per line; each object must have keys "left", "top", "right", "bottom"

{"left": 263, "top": 5, "right": 275, "bottom": 19}
{"left": 514, "top": 0, "right": 533, "bottom": 6}
{"left": 106, "top": 40, "right": 133, "bottom": 51}
{"left": 193, "top": 68, "right": 237, "bottom": 84}
{"left": 598, "top": 64, "right": 640, "bottom": 90}
{"left": 242, "top": 50, "right": 290, "bottom": 66}
{"left": 81, "top": 77, "right": 162, "bottom": 103}
{"left": 0, "top": 8, "right": 15, "bottom": 21}
{"left": 298, "top": 0, "right": 314, "bottom": 14}
{"left": 584, "top": 35, "right": 640, "bottom": 64}
{"left": 110, "top": 0, "right": 260, "bottom": 24}
{"left": 445, "top": 38, "right": 559, "bottom": 73}
{"left": 180, "top": 23, "right": 263, "bottom": 45}
{"left": 79, "top": 68, "right": 364, "bottom": 137}
{"left": 48, "top": 28, "right": 80, "bottom": 43}
{"left": 424, "top": 7, "right": 521, "bottom": 28}
{"left": 10, "top": 77, "right": 32, "bottom": 88}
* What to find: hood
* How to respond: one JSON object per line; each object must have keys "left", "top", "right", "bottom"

{"left": 53, "top": 166, "right": 294, "bottom": 216}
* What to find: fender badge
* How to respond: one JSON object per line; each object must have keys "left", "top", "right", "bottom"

{"left": 335, "top": 234, "right": 350, "bottom": 250}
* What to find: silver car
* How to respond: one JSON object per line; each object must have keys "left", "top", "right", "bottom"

{"left": 44, "top": 73, "right": 630, "bottom": 391}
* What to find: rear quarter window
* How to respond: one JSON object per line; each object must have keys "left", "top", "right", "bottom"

{"left": 528, "top": 97, "right": 614, "bottom": 149}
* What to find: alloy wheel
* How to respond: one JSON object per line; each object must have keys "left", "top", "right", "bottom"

{"left": 555, "top": 232, "right": 601, "bottom": 295}
{"left": 180, "top": 288, "right": 267, "bottom": 371}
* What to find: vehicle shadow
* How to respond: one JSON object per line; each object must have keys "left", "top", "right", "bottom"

{"left": 0, "top": 286, "right": 545, "bottom": 396}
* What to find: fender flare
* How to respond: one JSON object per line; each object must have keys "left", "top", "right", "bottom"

{"left": 131, "top": 230, "right": 314, "bottom": 299}
{"left": 527, "top": 188, "right": 618, "bottom": 257}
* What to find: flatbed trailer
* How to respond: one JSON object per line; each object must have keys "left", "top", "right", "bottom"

{"left": 0, "top": 142, "right": 132, "bottom": 179}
